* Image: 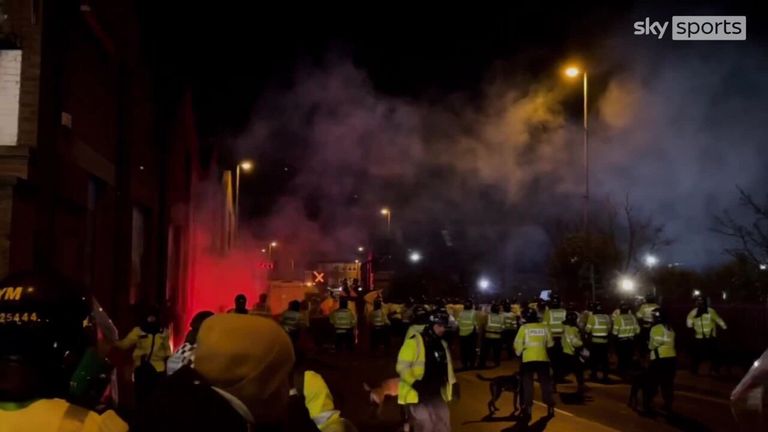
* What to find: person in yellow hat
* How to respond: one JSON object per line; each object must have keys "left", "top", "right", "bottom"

{"left": 133, "top": 313, "right": 319, "bottom": 431}
{"left": 0, "top": 272, "right": 127, "bottom": 432}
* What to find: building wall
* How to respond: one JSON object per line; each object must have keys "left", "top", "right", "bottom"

{"left": 0, "top": 0, "right": 195, "bottom": 332}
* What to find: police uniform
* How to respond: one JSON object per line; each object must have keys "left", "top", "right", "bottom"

{"left": 457, "top": 307, "right": 478, "bottom": 369}
{"left": 585, "top": 312, "right": 612, "bottom": 381}
{"left": 612, "top": 312, "right": 640, "bottom": 375}
{"left": 542, "top": 307, "right": 566, "bottom": 379}
{"left": 330, "top": 305, "right": 356, "bottom": 352}
{"left": 479, "top": 311, "right": 504, "bottom": 368}
{"left": 686, "top": 306, "right": 726, "bottom": 374}
{"left": 646, "top": 323, "right": 677, "bottom": 412}
{"left": 368, "top": 306, "right": 390, "bottom": 352}
{"left": 560, "top": 324, "right": 585, "bottom": 394}
{"left": 514, "top": 321, "right": 555, "bottom": 416}
{"left": 280, "top": 309, "right": 304, "bottom": 344}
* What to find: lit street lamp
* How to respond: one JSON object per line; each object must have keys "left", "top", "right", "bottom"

{"left": 618, "top": 276, "right": 636, "bottom": 293}
{"left": 478, "top": 277, "right": 491, "bottom": 291}
{"left": 380, "top": 207, "right": 391, "bottom": 235}
{"left": 235, "top": 160, "right": 254, "bottom": 236}
{"left": 644, "top": 254, "right": 659, "bottom": 269}
{"left": 408, "top": 251, "right": 422, "bottom": 263}
{"left": 563, "top": 65, "right": 589, "bottom": 234}
{"left": 268, "top": 241, "right": 278, "bottom": 259}
{"left": 357, "top": 246, "right": 365, "bottom": 253}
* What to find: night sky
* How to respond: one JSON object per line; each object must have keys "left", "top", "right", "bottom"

{"left": 143, "top": 1, "right": 768, "bottom": 277}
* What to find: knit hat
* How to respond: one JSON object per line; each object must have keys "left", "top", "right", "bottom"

{"left": 194, "top": 313, "right": 295, "bottom": 423}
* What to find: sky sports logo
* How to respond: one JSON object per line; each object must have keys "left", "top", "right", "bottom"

{"left": 634, "top": 16, "right": 746, "bottom": 40}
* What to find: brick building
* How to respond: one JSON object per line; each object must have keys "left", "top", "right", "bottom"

{"left": 0, "top": 0, "right": 197, "bottom": 330}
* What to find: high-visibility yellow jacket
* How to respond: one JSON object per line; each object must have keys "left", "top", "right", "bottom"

{"left": 585, "top": 314, "right": 611, "bottom": 344}
{"left": 561, "top": 325, "right": 583, "bottom": 355}
{"left": 484, "top": 313, "right": 504, "bottom": 339}
{"left": 303, "top": 370, "right": 344, "bottom": 431}
{"left": 686, "top": 307, "right": 726, "bottom": 339}
{"left": 396, "top": 333, "right": 455, "bottom": 405}
{"left": 514, "top": 323, "right": 554, "bottom": 363}
{"left": 280, "top": 310, "right": 303, "bottom": 332}
{"left": 405, "top": 324, "right": 426, "bottom": 340}
{"left": 0, "top": 398, "right": 128, "bottom": 432}
{"left": 637, "top": 303, "right": 659, "bottom": 327}
{"left": 330, "top": 308, "right": 356, "bottom": 332}
{"left": 502, "top": 311, "right": 519, "bottom": 331}
{"left": 542, "top": 308, "right": 566, "bottom": 337}
{"left": 115, "top": 326, "right": 171, "bottom": 372}
{"left": 458, "top": 310, "right": 477, "bottom": 336}
{"left": 612, "top": 313, "right": 640, "bottom": 339}
{"left": 649, "top": 324, "right": 676, "bottom": 360}
{"left": 368, "top": 309, "right": 390, "bottom": 327}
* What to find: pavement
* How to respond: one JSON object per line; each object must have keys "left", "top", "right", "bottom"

{"left": 303, "top": 333, "right": 738, "bottom": 432}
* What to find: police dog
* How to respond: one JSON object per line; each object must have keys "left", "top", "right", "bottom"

{"left": 476, "top": 373, "right": 521, "bottom": 415}
{"left": 363, "top": 378, "right": 399, "bottom": 416}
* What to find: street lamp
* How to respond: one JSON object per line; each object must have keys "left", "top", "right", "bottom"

{"left": 408, "top": 251, "right": 422, "bottom": 263}
{"left": 563, "top": 65, "right": 589, "bottom": 233}
{"left": 644, "top": 254, "right": 659, "bottom": 269}
{"left": 268, "top": 241, "right": 278, "bottom": 259}
{"left": 380, "top": 207, "right": 391, "bottom": 235}
{"left": 618, "top": 276, "right": 636, "bottom": 293}
{"left": 478, "top": 277, "right": 491, "bottom": 291}
{"left": 235, "top": 160, "right": 254, "bottom": 236}
{"left": 357, "top": 246, "right": 365, "bottom": 253}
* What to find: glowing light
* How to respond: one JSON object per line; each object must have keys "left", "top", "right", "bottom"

{"left": 693, "top": 289, "right": 701, "bottom": 297}
{"left": 722, "top": 291, "right": 727, "bottom": 300}
{"left": 619, "top": 276, "right": 636, "bottom": 292}
{"left": 261, "top": 249, "right": 266, "bottom": 253}
{"left": 270, "top": 241, "right": 278, "bottom": 247}
{"left": 477, "top": 277, "right": 491, "bottom": 291}
{"left": 357, "top": 246, "right": 364, "bottom": 252}
{"left": 564, "top": 66, "right": 581, "bottom": 78}
{"left": 380, "top": 207, "right": 390, "bottom": 215}
{"left": 644, "top": 254, "right": 659, "bottom": 268}
{"left": 239, "top": 160, "right": 254, "bottom": 172}
{"left": 354, "top": 259, "right": 360, "bottom": 264}
{"left": 760, "top": 263, "right": 767, "bottom": 271}
{"left": 409, "top": 251, "right": 422, "bottom": 263}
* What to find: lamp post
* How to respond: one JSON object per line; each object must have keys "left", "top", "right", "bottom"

{"left": 564, "top": 65, "right": 593, "bottom": 301}
{"left": 644, "top": 253, "right": 659, "bottom": 296}
{"left": 235, "top": 160, "right": 254, "bottom": 235}
{"left": 268, "top": 241, "right": 278, "bottom": 259}
{"left": 380, "top": 207, "right": 391, "bottom": 235}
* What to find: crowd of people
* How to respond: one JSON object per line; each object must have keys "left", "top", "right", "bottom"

{"left": 0, "top": 269, "right": 729, "bottom": 431}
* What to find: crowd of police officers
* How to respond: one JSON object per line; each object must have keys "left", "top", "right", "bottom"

{"left": 0, "top": 266, "right": 729, "bottom": 431}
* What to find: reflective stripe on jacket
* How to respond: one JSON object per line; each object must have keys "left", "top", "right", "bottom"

{"left": 637, "top": 303, "right": 659, "bottom": 326}
{"left": 281, "top": 310, "right": 303, "bottom": 332}
{"left": 586, "top": 314, "right": 611, "bottom": 343}
{"left": 484, "top": 313, "right": 504, "bottom": 339}
{"left": 513, "top": 323, "right": 553, "bottom": 362}
{"left": 330, "top": 309, "right": 355, "bottom": 331}
{"left": 649, "top": 324, "right": 676, "bottom": 360}
{"left": 543, "top": 308, "right": 566, "bottom": 336}
{"left": 369, "top": 309, "right": 389, "bottom": 327}
{"left": 396, "top": 333, "right": 455, "bottom": 404}
{"left": 502, "top": 312, "right": 519, "bottom": 331}
{"left": 612, "top": 314, "right": 640, "bottom": 339}
{"left": 686, "top": 308, "right": 726, "bottom": 339}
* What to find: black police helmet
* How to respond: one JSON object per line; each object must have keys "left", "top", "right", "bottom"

{"left": 0, "top": 272, "right": 94, "bottom": 401}
{"left": 428, "top": 310, "right": 450, "bottom": 326}
{"left": 564, "top": 311, "right": 579, "bottom": 325}
{"left": 412, "top": 305, "right": 429, "bottom": 324}
{"left": 522, "top": 307, "right": 539, "bottom": 323}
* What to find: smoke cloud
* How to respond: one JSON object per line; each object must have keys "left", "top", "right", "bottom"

{"left": 228, "top": 40, "right": 768, "bottom": 276}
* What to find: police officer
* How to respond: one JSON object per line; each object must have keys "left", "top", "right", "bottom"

{"left": 280, "top": 300, "right": 304, "bottom": 345}
{"left": 646, "top": 308, "right": 677, "bottom": 414}
{"left": 585, "top": 301, "right": 612, "bottom": 383}
{"left": 542, "top": 294, "right": 566, "bottom": 381}
{"left": 612, "top": 302, "right": 640, "bottom": 377}
{"left": 0, "top": 272, "right": 128, "bottom": 431}
{"left": 251, "top": 293, "right": 272, "bottom": 317}
{"left": 330, "top": 297, "right": 356, "bottom": 352}
{"left": 686, "top": 296, "right": 727, "bottom": 375}
{"left": 514, "top": 307, "right": 555, "bottom": 420}
{"left": 501, "top": 301, "right": 519, "bottom": 361}
{"left": 560, "top": 311, "right": 585, "bottom": 396}
{"left": 458, "top": 300, "right": 478, "bottom": 370}
{"left": 480, "top": 303, "right": 504, "bottom": 368}
{"left": 636, "top": 294, "right": 659, "bottom": 346}
{"left": 396, "top": 310, "right": 456, "bottom": 432}
{"left": 368, "top": 298, "right": 390, "bottom": 353}
{"left": 404, "top": 304, "right": 429, "bottom": 340}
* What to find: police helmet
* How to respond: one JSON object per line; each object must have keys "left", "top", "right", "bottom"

{"left": 339, "top": 297, "right": 349, "bottom": 309}
{"left": 463, "top": 300, "right": 473, "bottom": 310}
{"left": 428, "top": 310, "right": 451, "bottom": 325}
{"left": 289, "top": 300, "right": 301, "bottom": 311}
{"left": 619, "top": 302, "right": 630, "bottom": 314}
{"left": 412, "top": 305, "right": 429, "bottom": 324}
{"left": 522, "top": 307, "right": 539, "bottom": 323}
{"left": 593, "top": 301, "right": 604, "bottom": 313}
{"left": 490, "top": 303, "right": 501, "bottom": 314}
{"left": 550, "top": 294, "right": 562, "bottom": 309}
{"left": 373, "top": 298, "right": 382, "bottom": 309}
{"left": 0, "top": 272, "right": 106, "bottom": 403}
{"left": 645, "top": 294, "right": 657, "bottom": 304}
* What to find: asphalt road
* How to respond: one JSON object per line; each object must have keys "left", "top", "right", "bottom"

{"left": 302, "top": 333, "right": 736, "bottom": 432}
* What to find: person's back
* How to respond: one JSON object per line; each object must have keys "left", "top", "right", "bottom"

{"left": 0, "top": 398, "right": 126, "bottom": 432}
{"left": 514, "top": 322, "right": 552, "bottom": 362}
